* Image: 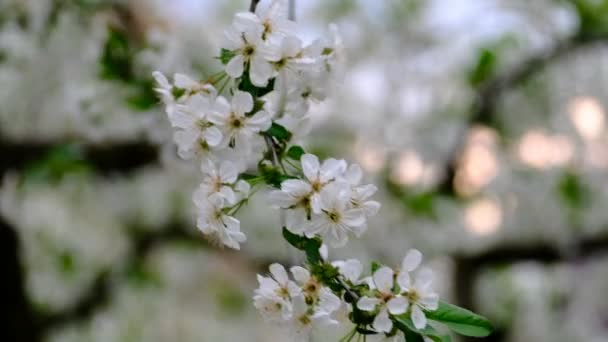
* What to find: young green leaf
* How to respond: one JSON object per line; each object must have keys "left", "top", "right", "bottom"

{"left": 394, "top": 315, "right": 452, "bottom": 342}
{"left": 219, "top": 48, "right": 236, "bottom": 65}
{"left": 286, "top": 145, "right": 305, "bottom": 160}
{"left": 425, "top": 301, "right": 493, "bottom": 337}
{"left": 265, "top": 122, "right": 292, "bottom": 142}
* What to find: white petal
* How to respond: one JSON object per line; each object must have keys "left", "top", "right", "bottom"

{"left": 387, "top": 296, "right": 409, "bottom": 315}
{"left": 301, "top": 154, "right": 320, "bottom": 182}
{"left": 397, "top": 272, "right": 411, "bottom": 290}
{"left": 318, "top": 288, "right": 341, "bottom": 313}
{"left": 203, "top": 126, "right": 223, "bottom": 147}
{"left": 219, "top": 161, "right": 238, "bottom": 184}
{"left": 373, "top": 267, "right": 395, "bottom": 293}
{"left": 269, "top": 263, "right": 289, "bottom": 285}
{"left": 402, "top": 249, "right": 423, "bottom": 272}
{"left": 249, "top": 55, "right": 274, "bottom": 87}
{"left": 341, "top": 208, "right": 366, "bottom": 228}
{"left": 372, "top": 308, "right": 393, "bottom": 333}
{"left": 174, "top": 73, "right": 198, "bottom": 89}
{"left": 319, "top": 158, "right": 347, "bottom": 183}
{"left": 344, "top": 164, "right": 362, "bottom": 185}
{"left": 290, "top": 266, "right": 310, "bottom": 285}
{"left": 363, "top": 200, "right": 381, "bottom": 217}
{"left": 411, "top": 305, "right": 427, "bottom": 330}
{"left": 335, "top": 259, "right": 362, "bottom": 283}
{"left": 420, "top": 293, "right": 439, "bottom": 311}
{"left": 319, "top": 244, "right": 328, "bottom": 261}
{"left": 414, "top": 267, "right": 434, "bottom": 289}
{"left": 226, "top": 55, "right": 245, "bottom": 78}
{"left": 212, "top": 96, "right": 231, "bottom": 118}
{"left": 247, "top": 110, "right": 272, "bottom": 131}
{"left": 232, "top": 90, "right": 254, "bottom": 114}
{"left": 356, "top": 297, "right": 380, "bottom": 311}
{"left": 282, "top": 179, "right": 312, "bottom": 196}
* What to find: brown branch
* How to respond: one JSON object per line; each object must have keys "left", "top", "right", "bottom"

{"left": 0, "top": 138, "right": 159, "bottom": 178}
{"left": 249, "top": 0, "right": 260, "bottom": 13}
{"left": 36, "top": 222, "right": 280, "bottom": 333}
{"left": 1, "top": 215, "right": 42, "bottom": 342}
{"left": 437, "top": 33, "right": 608, "bottom": 195}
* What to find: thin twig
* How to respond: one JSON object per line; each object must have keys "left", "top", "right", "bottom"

{"left": 249, "top": 0, "right": 260, "bottom": 13}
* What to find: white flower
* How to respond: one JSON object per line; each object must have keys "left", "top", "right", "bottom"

{"left": 306, "top": 183, "right": 366, "bottom": 247}
{"left": 173, "top": 73, "right": 216, "bottom": 98}
{"left": 170, "top": 95, "right": 223, "bottom": 160}
{"left": 254, "top": 263, "right": 301, "bottom": 322}
{"left": 300, "top": 153, "right": 347, "bottom": 213}
{"left": 194, "top": 193, "right": 246, "bottom": 250}
{"left": 196, "top": 160, "right": 242, "bottom": 204}
{"left": 357, "top": 267, "right": 409, "bottom": 333}
{"left": 152, "top": 71, "right": 174, "bottom": 106}
{"left": 273, "top": 36, "right": 315, "bottom": 86}
{"left": 396, "top": 250, "right": 439, "bottom": 329}
{"left": 246, "top": 0, "right": 296, "bottom": 41}
{"left": 222, "top": 15, "right": 280, "bottom": 86}
{"left": 209, "top": 91, "right": 271, "bottom": 151}
{"left": 268, "top": 179, "right": 312, "bottom": 235}
{"left": 343, "top": 164, "right": 381, "bottom": 218}
{"left": 285, "top": 288, "right": 341, "bottom": 341}
{"left": 332, "top": 259, "right": 363, "bottom": 284}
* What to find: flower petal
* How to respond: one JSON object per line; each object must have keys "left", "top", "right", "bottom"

{"left": 301, "top": 154, "right": 320, "bottom": 182}
{"left": 373, "top": 267, "right": 394, "bottom": 293}
{"left": 232, "top": 90, "right": 254, "bottom": 114}
{"left": 226, "top": 55, "right": 245, "bottom": 78}
{"left": 402, "top": 249, "right": 423, "bottom": 272}
{"left": 373, "top": 308, "right": 393, "bottom": 333}
{"left": 356, "top": 296, "right": 380, "bottom": 311}
{"left": 290, "top": 266, "right": 310, "bottom": 285}
{"left": 411, "top": 305, "right": 427, "bottom": 330}
{"left": 387, "top": 296, "right": 409, "bottom": 315}
{"left": 269, "top": 263, "right": 289, "bottom": 285}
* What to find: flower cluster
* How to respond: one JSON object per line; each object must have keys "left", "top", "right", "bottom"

{"left": 269, "top": 154, "right": 380, "bottom": 247}
{"left": 253, "top": 263, "right": 341, "bottom": 341}
{"left": 155, "top": 1, "right": 492, "bottom": 341}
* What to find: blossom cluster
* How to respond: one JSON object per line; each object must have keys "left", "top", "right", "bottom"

{"left": 153, "top": 1, "right": 491, "bottom": 341}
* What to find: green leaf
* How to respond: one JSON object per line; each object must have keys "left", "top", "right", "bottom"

{"left": 425, "top": 301, "right": 493, "bottom": 337}
{"left": 281, "top": 227, "right": 322, "bottom": 264}
{"left": 394, "top": 316, "right": 452, "bottom": 342}
{"left": 286, "top": 145, "right": 305, "bottom": 160}
{"left": 237, "top": 69, "right": 275, "bottom": 98}
{"left": 468, "top": 48, "right": 497, "bottom": 87}
{"left": 219, "top": 48, "right": 236, "bottom": 65}
{"left": 265, "top": 122, "right": 292, "bottom": 142}
{"left": 99, "top": 27, "right": 133, "bottom": 82}
{"left": 259, "top": 163, "right": 291, "bottom": 188}
{"left": 371, "top": 261, "right": 382, "bottom": 274}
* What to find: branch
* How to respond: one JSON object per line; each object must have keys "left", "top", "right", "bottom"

{"left": 0, "top": 138, "right": 159, "bottom": 178}
{"left": 1, "top": 215, "right": 42, "bottom": 342}
{"left": 249, "top": 0, "right": 260, "bottom": 13}
{"left": 437, "top": 33, "right": 608, "bottom": 195}
{"left": 36, "top": 222, "right": 280, "bottom": 333}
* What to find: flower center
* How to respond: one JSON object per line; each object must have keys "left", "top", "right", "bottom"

{"left": 380, "top": 292, "right": 394, "bottom": 303}
{"left": 311, "top": 180, "right": 323, "bottom": 192}
{"left": 243, "top": 45, "right": 255, "bottom": 57}
{"left": 298, "top": 314, "right": 311, "bottom": 326}
{"left": 328, "top": 211, "right": 341, "bottom": 223}
{"left": 407, "top": 290, "right": 421, "bottom": 303}
{"left": 229, "top": 114, "right": 244, "bottom": 128}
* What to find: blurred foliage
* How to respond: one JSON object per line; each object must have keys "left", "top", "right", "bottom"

{"left": 557, "top": 171, "right": 589, "bottom": 226}
{"left": 22, "top": 145, "right": 91, "bottom": 185}
{"left": 570, "top": 0, "right": 608, "bottom": 37}
{"left": 100, "top": 26, "right": 157, "bottom": 110}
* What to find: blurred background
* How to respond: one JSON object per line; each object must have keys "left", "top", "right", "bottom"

{"left": 2, "top": 0, "right": 608, "bottom": 341}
